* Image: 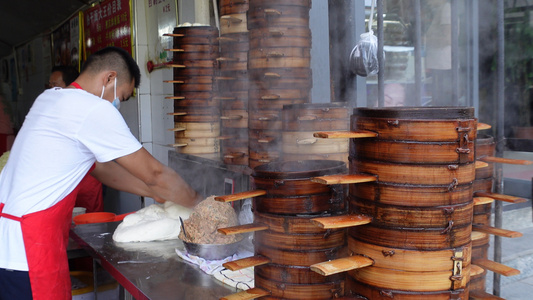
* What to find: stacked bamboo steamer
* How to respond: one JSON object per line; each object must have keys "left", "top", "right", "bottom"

{"left": 247, "top": 0, "right": 313, "bottom": 169}
{"left": 217, "top": 0, "right": 250, "bottom": 165}
{"left": 281, "top": 103, "right": 351, "bottom": 165}
{"left": 249, "top": 160, "right": 348, "bottom": 299}
{"left": 347, "top": 107, "right": 476, "bottom": 299}
{"left": 170, "top": 25, "right": 220, "bottom": 154}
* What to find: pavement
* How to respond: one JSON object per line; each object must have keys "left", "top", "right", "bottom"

{"left": 485, "top": 205, "right": 533, "bottom": 299}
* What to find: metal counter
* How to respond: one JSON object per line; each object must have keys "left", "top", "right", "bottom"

{"left": 70, "top": 222, "right": 237, "bottom": 300}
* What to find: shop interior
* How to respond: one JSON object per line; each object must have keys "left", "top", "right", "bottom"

{"left": 0, "top": 0, "right": 533, "bottom": 299}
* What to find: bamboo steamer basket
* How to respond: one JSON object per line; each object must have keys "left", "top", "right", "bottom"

{"left": 349, "top": 196, "right": 473, "bottom": 228}
{"left": 282, "top": 132, "right": 349, "bottom": 154}
{"left": 216, "top": 58, "right": 248, "bottom": 72}
{"left": 218, "top": 34, "right": 250, "bottom": 53}
{"left": 471, "top": 231, "right": 490, "bottom": 262}
{"left": 173, "top": 91, "right": 215, "bottom": 100}
{"left": 173, "top": 67, "right": 216, "bottom": 77}
{"left": 219, "top": 0, "right": 249, "bottom": 15}
{"left": 254, "top": 274, "right": 343, "bottom": 300}
{"left": 172, "top": 83, "right": 213, "bottom": 92}
{"left": 174, "top": 143, "right": 220, "bottom": 154}
{"left": 247, "top": 6, "right": 310, "bottom": 30}
{"left": 249, "top": 47, "right": 311, "bottom": 60}
{"left": 249, "top": 155, "right": 279, "bottom": 169}
{"left": 348, "top": 263, "right": 469, "bottom": 292}
{"left": 173, "top": 51, "right": 219, "bottom": 61}
{"left": 249, "top": 27, "right": 311, "bottom": 39}
{"left": 249, "top": 88, "right": 310, "bottom": 101}
{"left": 216, "top": 78, "right": 250, "bottom": 92}
{"left": 173, "top": 98, "right": 219, "bottom": 108}
{"left": 346, "top": 277, "right": 469, "bottom": 300}
{"left": 352, "top": 140, "right": 475, "bottom": 164}
{"left": 469, "top": 266, "right": 487, "bottom": 295}
{"left": 173, "top": 122, "right": 220, "bottom": 132}
{"left": 173, "top": 25, "right": 219, "bottom": 37}
{"left": 218, "top": 50, "right": 249, "bottom": 62}
{"left": 172, "top": 35, "right": 219, "bottom": 45}
{"left": 251, "top": 160, "right": 346, "bottom": 214}
{"left": 249, "top": 67, "right": 312, "bottom": 80}
{"left": 281, "top": 103, "right": 350, "bottom": 164}
{"left": 172, "top": 75, "right": 213, "bottom": 84}
{"left": 474, "top": 134, "right": 495, "bottom": 180}
{"left": 254, "top": 211, "right": 344, "bottom": 234}
{"left": 220, "top": 128, "right": 249, "bottom": 164}
{"left": 220, "top": 13, "right": 248, "bottom": 35}
{"left": 173, "top": 113, "right": 219, "bottom": 123}
{"left": 170, "top": 44, "right": 219, "bottom": 53}
{"left": 174, "top": 106, "right": 219, "bottom": 115}
{"left": 250, "top": 77, "right": 312, "bottom": 90}
{"left": 348, "top": 224, "right": 471, "bottom": 250}
{"left": 351, "top": 159, "right": 476, "bottom": 185}
{"left": 249, "top": 110, "right": 282, "bottom": 130}
{"left": 172, "top": 59, "right": 218, "bottom": 69}
{"left": 249, "top": 36, "right": 311, "bottom": 49}
{"left": 219, "top": 94, "right": 248, "bottom": 110}
{"left": 255, "top": 229, "right": 345, "bottom": 251}
{"left": 252, "top": 98, "right": 307, "bottom": 110}
{"left": 349, "top": 239, "right": 472, "bottom": 272}
{"left": 221, "top": 110, "right": 248, "bottom": 128}
{"left": 349, "top": 181, "right": 473, "bottom": 207}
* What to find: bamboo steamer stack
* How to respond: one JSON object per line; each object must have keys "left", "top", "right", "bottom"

{"left": 247, "top": 0, "right": 313, "bottom": 169}
{"left": 347, "top": 107, "right": 476, "bottom": 299}
{"left": 281, "top": 103, "right": 351, "bottom": 165}
{"left": 230, "top": 160, "right": 349, "bottom": 299}
{"left": 470, "top": 135, "right": 495, "bottom": 294}
{"left": 217, "top": 0, "right": 251, "bottom": 165}
{"left": 170, "top": 25, "right": 220, "bottom": 154}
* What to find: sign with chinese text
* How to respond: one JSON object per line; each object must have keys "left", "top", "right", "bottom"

{"left": 145, "top": 0, "right": 177, "bottom": 64}
{"left": 83, "top": 0, "right": 133, "bottom": 59}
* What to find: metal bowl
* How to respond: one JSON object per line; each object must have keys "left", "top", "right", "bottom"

{"left": 182, "top": 239, "right": 242, "bottom": 260}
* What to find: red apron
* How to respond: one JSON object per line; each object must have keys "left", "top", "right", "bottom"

{"left": 76, "top": 173, "right": 104, "bottom": 213}
{"left": 0, "top": 165, "right": 94, "bottom": 300}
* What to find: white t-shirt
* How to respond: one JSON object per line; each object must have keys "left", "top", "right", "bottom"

{"left": 0, "top": 88, "right": 142, "bottom": 271}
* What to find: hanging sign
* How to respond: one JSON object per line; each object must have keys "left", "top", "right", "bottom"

{"left": 83, "top": 0, "right": 133, "bottom": 58}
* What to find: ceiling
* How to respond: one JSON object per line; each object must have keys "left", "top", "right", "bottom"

{"left": 0, "top": 0, "right": 94, "bottom": 58}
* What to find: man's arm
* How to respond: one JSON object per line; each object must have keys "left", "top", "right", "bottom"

{"left": 91, "top": 160, "right": 165, "bottom": 203}
{"left": 106, "top": 147, "right": 201, "bottom": 208}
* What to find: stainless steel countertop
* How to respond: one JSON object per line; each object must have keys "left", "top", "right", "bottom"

{"left": 70, "top": 221, "right": 237, "bottom": 300}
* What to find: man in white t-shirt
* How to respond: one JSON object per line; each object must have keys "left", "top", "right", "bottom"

{"left": 0, "top": 47, "right": 200, "bottom": 300}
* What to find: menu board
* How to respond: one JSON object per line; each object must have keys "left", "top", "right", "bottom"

{"left": 83, "top": 0, "right": 133, "bottom": 58}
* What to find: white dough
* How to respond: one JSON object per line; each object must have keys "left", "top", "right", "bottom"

{"left": 112, "top": 202, "right": 192, "bottom": 243}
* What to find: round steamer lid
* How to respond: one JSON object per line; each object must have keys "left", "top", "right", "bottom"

{"left": 354, "top": 106, "right": 475, "bottom": 119}
{"left": 252, "top": 159, "right": 346, "bottom": 179}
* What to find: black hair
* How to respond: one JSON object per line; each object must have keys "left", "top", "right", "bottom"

{"left": 51, "top": 65, "right": 79, "bottom": 86}
{"left": 81, "top": 47, "right": 141, "bottom": 88}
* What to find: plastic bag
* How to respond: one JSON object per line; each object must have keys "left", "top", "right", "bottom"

{"left": 350, "top": 30, "right": 379, "bottom": 77}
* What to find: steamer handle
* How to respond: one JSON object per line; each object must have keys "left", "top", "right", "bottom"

{"left": 441, "top": 220, "right": 454, "bottom": 234}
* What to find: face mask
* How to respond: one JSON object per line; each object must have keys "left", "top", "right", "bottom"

{"left": 100, "top": 77, "right": 121, "bottom": 110}
{"left": 112, "top": 77, "right": 120, "bottom": 110}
